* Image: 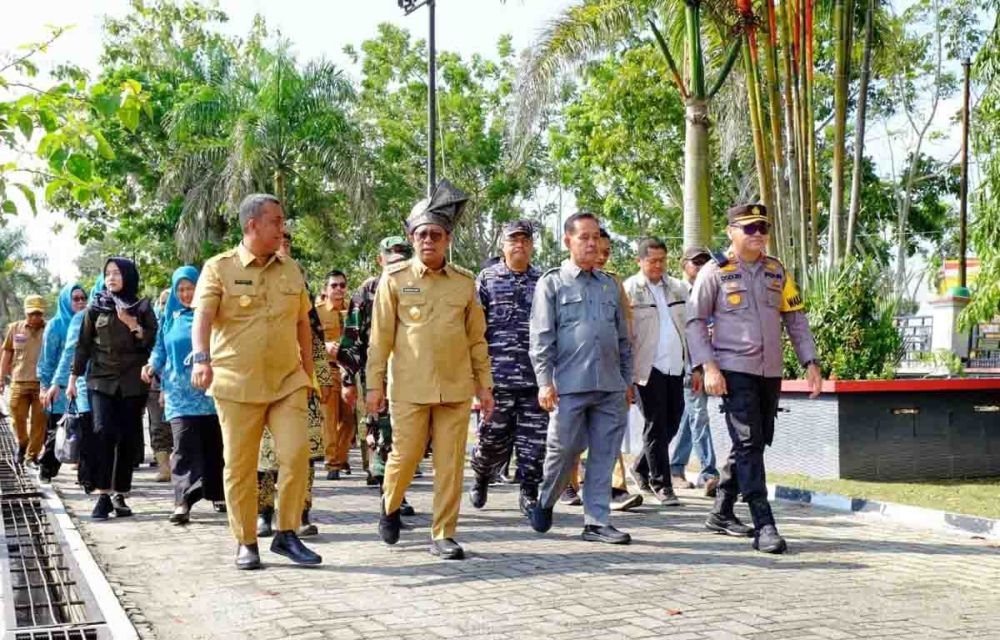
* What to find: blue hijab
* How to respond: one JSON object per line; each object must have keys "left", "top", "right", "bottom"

{"left": 162, "top": 266, "right": 199, "bottom": 334}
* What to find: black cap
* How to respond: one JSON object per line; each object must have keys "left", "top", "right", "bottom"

{"left": 502, "top": 219, "right": 534, "bottom": 238}
{"left": 682, "top": 246, "right": 711, "bottom": 262}
{"left": 405, "top": 179, "right": 469, "bottom": 234}
{"left": 727, "top": 203, "right": 769, "bottom": 226}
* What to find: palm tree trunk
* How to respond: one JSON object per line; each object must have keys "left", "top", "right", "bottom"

{"left": 828, "top": 0, "right": 853, "bottom": 265}
{"left": 274, "top": 170, "right": 287, "bottom": 206}
{"left": 804, "top": 0, "right": 819, "bottom": 265}
{"left": 683, "top": 99, "right": 712, "bottom": 249}
{"left": 846, "top": 0, "right": 875, "bottom": 257}
{"left": 762, "top": 0, "right": 791, "bottom": 266}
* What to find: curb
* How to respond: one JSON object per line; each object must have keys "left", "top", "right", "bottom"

{"left": 767, "top": 482, "right": 1000, "bottom": 541}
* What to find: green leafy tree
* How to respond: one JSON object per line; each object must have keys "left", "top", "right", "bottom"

{"left": 0, "top": 226, "right": 51, "bottom": 327}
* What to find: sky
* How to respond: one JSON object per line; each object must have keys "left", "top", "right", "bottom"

{"left": 1, "top": 0, "right": 974, "bottom": 288}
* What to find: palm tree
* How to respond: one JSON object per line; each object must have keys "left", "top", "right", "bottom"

{"left": 0, "top": 227, "right": 46, "bottom": 327}
{"left": 507, "top": 0, "right": 742, "bottom": 250}
{"left": 159, "top": 36, "right": 369, "bottom": 259}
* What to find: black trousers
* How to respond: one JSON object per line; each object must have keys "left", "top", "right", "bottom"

{"left": 634, "top": 368, "right": 685, "bottom": 492}
{"left": 77, "top": 411, "right": 95, "bottom": 492}
{"left": 170, "top": 415, "right": 225, "bottom": 506}
{"left": 90, "top": 390, "right": 145, "bottom": 493}
{"left": 717, "top": 371, "right": 781, "bottom": 511}
{"left": 39, "top": 412, "right": 63, "bottom": 478}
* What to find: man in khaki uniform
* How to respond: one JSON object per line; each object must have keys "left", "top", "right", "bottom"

{"left": 314, "top": 269, "right": 355, "bottom": 479}
{"left": 1, "top": 295, "right": 48, "bottom": 464}
{"left": 366, "top": 179, "right": 494, "bottom": 560}
{"left": 191, "top": 193, "right": 321, "bottom": 570}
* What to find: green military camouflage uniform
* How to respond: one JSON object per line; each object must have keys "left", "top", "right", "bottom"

{"left": 337, "top": 274, "right": 393, "bottom": 477}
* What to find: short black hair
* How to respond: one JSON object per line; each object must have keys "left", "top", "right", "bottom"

{"left": 599, "top": 227, "right": 611, "bottom": 240}
{"left": 564, "top": 212, "right": 600, "bottom": 235}
{"left": 637, "top": 237, "right": 667, "bottom": 258}
{"left": 325, "top": 269, "right": 347, "bottom": 283}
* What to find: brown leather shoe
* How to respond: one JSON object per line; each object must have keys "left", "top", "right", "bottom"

{"left": 704, "top": 476, "right": 719, "bottom": 497}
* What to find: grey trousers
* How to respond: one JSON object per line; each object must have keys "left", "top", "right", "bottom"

{"left": 538, "top": 390, "right": 628, "bottom": 527}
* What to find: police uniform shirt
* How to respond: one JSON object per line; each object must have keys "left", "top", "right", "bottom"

{"left": 529, "top": 260, "right": 632, "bottom": 394}
{"left": 366, "top": 258, "right": 493, "bottom": 404}
{"left": 476, "top": 260, "right": 541, "bottom": 390}
{"left": 686, "top": 252, "right": 817, "bottom": 378}
{"left": 2, "top": 321, "right": 44, "bottom": 383}
{"left": 194, "top": 243, "right": 313, "bottom": 403}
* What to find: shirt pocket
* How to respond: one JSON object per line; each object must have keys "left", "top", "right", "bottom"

{"left": 224, "top": 284, "right": 259, "bottom": 319}
{"left": 601, "top": 300, "right": 618, "bottom": 323}
{"left": 720, "top": 284, "right": 750, "bottom": 312}
{"left": 440, "top": 297, "right": 466, "bottom": 327}
{"left": 398, "top": 293, "right": 428, "bottom": 326}
{"left": 557, "top": 291, "right": 584, "bottom": 324}
{"left": 764, "top": 281, "right": 783, "bottom": 308}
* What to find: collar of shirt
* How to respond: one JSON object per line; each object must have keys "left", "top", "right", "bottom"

{"left": 323, "top": 298, "right": 346, "bottom": 313}
{"left": 561, "top": 259, "right": 597, "bottom": 279}
{"left": 237, "top": 242, "right": 283, "bottom": 268}
{"left": 412, "top": 257, "right": 451, "bottom": 278}
{"left": 495, "top": 260, "right": 538, "bottom": 278}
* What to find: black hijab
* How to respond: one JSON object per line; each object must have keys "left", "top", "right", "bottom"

{"left": 93, "top": 257, "right": 143, "bottom": 315}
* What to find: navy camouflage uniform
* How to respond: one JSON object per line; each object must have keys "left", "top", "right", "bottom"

{"left": 469, "top": 260, "right": 547, "bottom": 493}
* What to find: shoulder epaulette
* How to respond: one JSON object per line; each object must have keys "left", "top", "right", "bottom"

{"left": 385, "top": 260, "right": 410, "bottom": 275}
{"left": 764, "top": 254, "right": 785, "bottom": 271}
{"left": 449, "top": 264, "right": 476, "bottom": 279}
{"left": 710, "top": 250, "right": 729, "bottom": 268}
{"left": 541, "top": 266, "right": 562, "bottom": 277}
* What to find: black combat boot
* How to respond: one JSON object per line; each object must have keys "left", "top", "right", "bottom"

{"left": 256, "top": 507, "right": 274, "bottom": 538}
{"left": 468, "top": 474, "right": 489, "bottom": 509}
{"left": 749, "top": 498, "right": 787, "bottom": 554}
{"left": 518, "top": 484, "right": 539, "bottom": 516}
{"left": 705, "top": 489, "right": 754, "bottom": 537}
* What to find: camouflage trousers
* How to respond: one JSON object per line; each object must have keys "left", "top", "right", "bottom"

{"left": 258, "top": 464, "right": 316, "bottom": 511}
{"left": 470, "top": 387, "right": 547, "bottom": 489}
{"left": 365, "top": 410, "right": 393, "bottom": 478}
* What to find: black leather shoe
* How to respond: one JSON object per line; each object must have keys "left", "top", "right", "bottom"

{"left": 379, "top": 500, "right": 401, "bottom": 545}
{"left": 236, "top": 543, "right": 262, "bottom": 570}
{"left": 257, "top": 508, "right": 274, "bottom": 538}
{"left": 270, "top": 530, "right": 322, "bottom": 565}
{"left": 366, "top": 472, "right": 379, "bottom": 487}
{"left": 430, "top": 538, "right": 465, "bottom": 559}
{"left": 326, "top": 469, "right": 340, "bottom": 481}
{"left": 610, "top": 489, "right": 643, "bottom": 512}
{"left": 468, "top": 475, "right": 489, "bottom": 509}
{"left": 91, "top": 494, "right": 113, "bottom": 520}
{"left": 705, "top": 512, "right": 755, "bottom": 537}
{"left": 753, "top": 524, "right": 788, "bottom": 554}
{"left": 581, "top": 524, "right": 631, "bottom": 545}
{"left": 399, "top": 497, "right": 415, "bottom": 517}
{"left": 652, "top": 487, "right": 681, "bottom": 506}
{"left": 528, "top": 503, "right": 553, "bottom": 533}
{"left": 111, "top": 494, "right": 133, "bottom": 517}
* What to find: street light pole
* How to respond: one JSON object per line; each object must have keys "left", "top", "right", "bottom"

{"left": 398, "top": 0, "right": 437, "bottom": 196}
{"left": 958, "top": 57, "right": 971, "bottom": 291}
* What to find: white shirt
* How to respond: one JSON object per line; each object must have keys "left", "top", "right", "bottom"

{"left": 649, "top": 280, "right": 684, "bottom": 376}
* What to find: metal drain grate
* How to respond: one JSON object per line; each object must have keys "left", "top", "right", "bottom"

{"left": 13, "top": 629, "right": 100, "bottom": 640}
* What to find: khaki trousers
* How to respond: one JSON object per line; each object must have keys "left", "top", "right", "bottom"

{"left": 9, "top": 382, "right": 46, "bottom": 459}
{"left": 384, "top": 400, "right": 470, "bottom": 540}
{"left": 570, "top": 453, "right": 628, "bottom": 492}
{"left": 322, "top": 380, "right": 356, "bottom": 470}
{"left": 215, "top": 388, "right": 309, "bottom": 545}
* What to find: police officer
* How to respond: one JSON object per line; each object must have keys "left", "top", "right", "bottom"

{"left": 191, "top": 193, "right": 321, "bottom": 570}
{"left": 337, "top": 236, "right": 416, "bottom": 515}
{"left": 527, "top": 212, "right": 634, "bottom": 545}
{"left": 366, "top": 180, "right": 494, "bottom": 560}
{"left": 468, "top": 219, "right": 547, "bottom": 515}
{"left": 686, "top": 203, "right": 822, "bottom": 554}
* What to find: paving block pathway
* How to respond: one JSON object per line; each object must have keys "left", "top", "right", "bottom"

{"left": 51, "top": 453, "right": 1000, "bottom": 640}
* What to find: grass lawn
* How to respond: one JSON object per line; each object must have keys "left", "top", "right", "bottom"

{"left": 767, "top": 473, "right": 1000, "bottom": 519}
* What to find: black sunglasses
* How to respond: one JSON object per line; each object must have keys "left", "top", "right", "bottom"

{"left": 732, "top": 221, "right": 771, "bottom": 236}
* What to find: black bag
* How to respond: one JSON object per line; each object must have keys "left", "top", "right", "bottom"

{"left": 55, "top": 401, "right": 82, "bottom": 464}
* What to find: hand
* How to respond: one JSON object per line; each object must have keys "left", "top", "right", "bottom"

{"left": 43, "top": 385, "right": 60, "bottom": 409}
{"left": 116, "top": 307, "right": 140, "bottom": 331}
{"left": 66, "top": 376, "right": 78, "bottom": 403}
{"left": 538, "top": 384, "right": 558, "bottom": 413}
{"left": 704, "top": 363, "right": 728, "bottom": 397}
{"left": 141, "top": 363, "right": 154, "bottom": 384}
{"left": 325, "top": 341, "right": 340, "bottom": 358}
{"left": 320, "top": 386, "right": 332, "bottom": 404}
{"left": 191, "top": 362, "right": 213, "bottom": 391}
{"left": 477, "top": 386, "right": 495, "bottom": 422}
{"left": 365, "top": 388, "right": 386, "bottom": 415}
{"left": 806, "top": 362, "right": 823, "bottom": 399}
{"left": 342, "top": 384, "right": 358, "bottom": 408}
{"left": 159, "top": 391, "right": 165, "bottom": 409}
{"left": 691, "top": 370, "right": 704, "bottom": 395}
{"left": 625, "top": 385, "right": 635, "bottom": 405}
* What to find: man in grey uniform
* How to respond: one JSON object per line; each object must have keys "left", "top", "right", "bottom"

{"left": 526, "top": 212, "right": 634, "bottom": 545}
{"left": 687, "top": 203, "right": 822, "bottom": 554}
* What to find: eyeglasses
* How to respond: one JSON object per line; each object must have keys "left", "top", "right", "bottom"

{"left": 327, "top": 282, "right": 347, "bottom": 289}
{"left": 414, "top": 229, "right": 445, "bottom": 242}
{"left": 71, "top": 295, "right": 88, "bottom": 302}
{"left": 732, "top": 221, "right": 771, "bottom": 236}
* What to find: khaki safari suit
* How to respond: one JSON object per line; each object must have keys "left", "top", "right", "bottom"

{"left": 195, "top": 243, "right": 313, "bottom": 545}
{"left": 3, "top": 320, "right": 47, "bottom": 458}
{"left": 315, "top": 299, "right": 355, "bottom": 471}
{"left": 366, "top": 257, "right": 492, "bottom": 540}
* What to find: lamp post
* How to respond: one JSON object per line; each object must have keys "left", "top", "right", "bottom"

{"left": 398, "top": 0, "right": 437, "bottom": 197}
{"left": 957, "top": 57, "right": 971, "bottom": 294}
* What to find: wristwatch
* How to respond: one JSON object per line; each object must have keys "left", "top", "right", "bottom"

{"left": 192, "top": 352, "right": 212, "bottom": 365}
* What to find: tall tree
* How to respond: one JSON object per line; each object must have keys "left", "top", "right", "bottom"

{"left": 0, "top": 226, "right": 50, "bottom": 327}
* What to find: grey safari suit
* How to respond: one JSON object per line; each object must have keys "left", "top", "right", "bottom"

{"left": 529, "top": 260, "right": 632, "bottom": 527}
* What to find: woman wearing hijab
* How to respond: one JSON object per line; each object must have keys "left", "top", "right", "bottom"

{"left": 68, "top": 258, "right": 158, "bottom": 519}
{"left": 142, "top": 266, "right": 224, "bottom": 524}
{"left": 37, "top": 282, "right": 87, "bottom": 482}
